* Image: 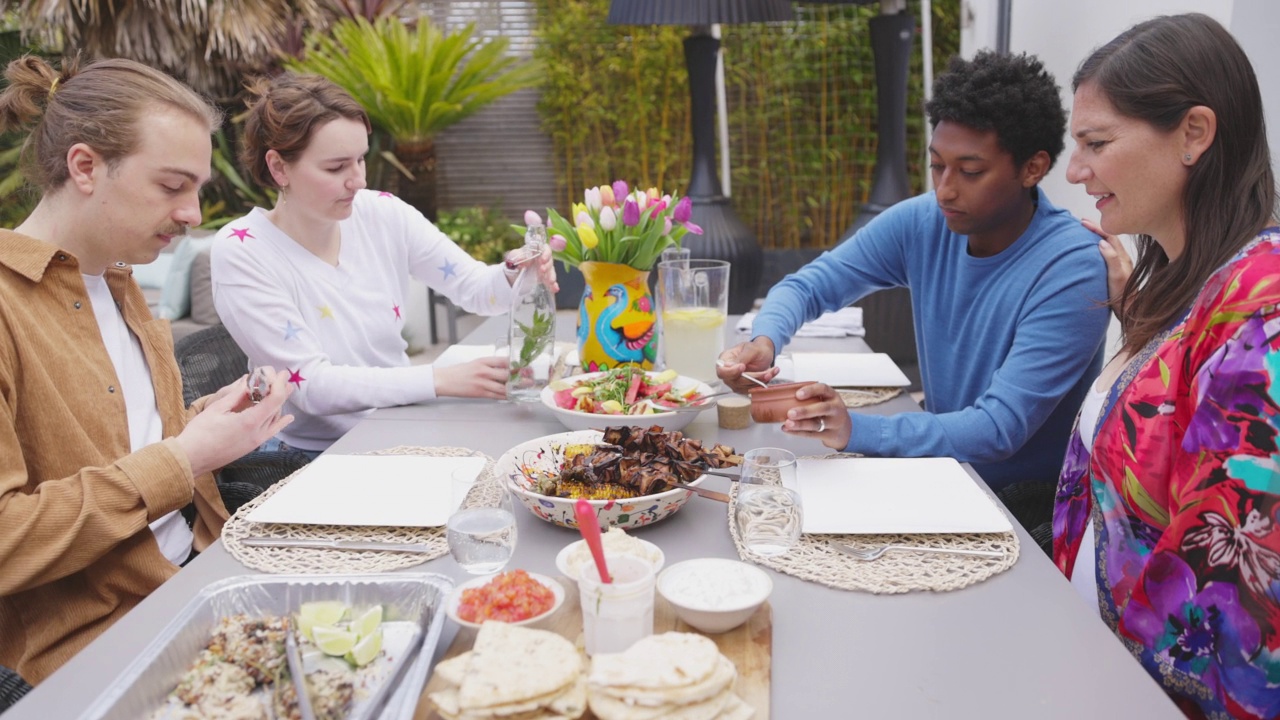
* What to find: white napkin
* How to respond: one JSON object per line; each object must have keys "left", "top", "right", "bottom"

{"left": 736, "top": 307, "right": 865, "bottom": 338}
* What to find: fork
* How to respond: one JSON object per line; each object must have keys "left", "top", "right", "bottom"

{"left": 830, "top": 542, "right": 1005, "bottom": 561}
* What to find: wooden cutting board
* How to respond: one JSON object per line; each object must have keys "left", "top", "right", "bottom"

{"left": 414, "top": 576, "right": 772, "bottom": 719}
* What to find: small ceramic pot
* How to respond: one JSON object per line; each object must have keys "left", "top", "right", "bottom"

{"left": 747, "top": 381, "right": 822, "bottom": 423}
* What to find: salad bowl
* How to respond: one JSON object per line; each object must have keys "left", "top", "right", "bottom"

{"left": 540, "top": 368, "right": 716, "bottom": 432}
{"left": 494, "top": 429, "right": 708, "bottom": 530}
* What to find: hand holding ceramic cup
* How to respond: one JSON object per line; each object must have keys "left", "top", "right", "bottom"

{"left": 446, "top": 466, "right": 518, "bottom": 575}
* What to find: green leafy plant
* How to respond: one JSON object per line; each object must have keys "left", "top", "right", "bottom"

{"left": 511, "top": 308, "right": 554, "bottom": 379}
{"left": 286, "top": 15, "right": 540, "bottom": 220}
{"left": 434, "top": 206, "right": 522, "bottom": 264}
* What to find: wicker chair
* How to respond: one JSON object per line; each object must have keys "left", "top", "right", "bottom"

{"left": 0, "top": 665, "right": 31, "bottom": 714}
{"left": 172, "top": 325, "right": 311, "bottom": 503}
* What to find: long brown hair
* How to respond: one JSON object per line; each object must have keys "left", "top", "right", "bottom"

{"left": 1074, "top": 13, "right": 1277, "bottom": 355}
{"left": 0, "top": 55, "right": 221, "bottom": 191}
{"left": 239, "top": 73, "right": 371, "bottom": 189}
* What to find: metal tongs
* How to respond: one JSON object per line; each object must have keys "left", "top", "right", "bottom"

{"left": 284, "top": 617, "right": 425, "bottom": 720}
{"left": 284, "top": 621, "right": 318, "bottom": 720}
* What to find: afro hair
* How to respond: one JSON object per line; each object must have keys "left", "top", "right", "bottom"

{"left": 925, "top": 50, "right": 1067, "bottom": 170}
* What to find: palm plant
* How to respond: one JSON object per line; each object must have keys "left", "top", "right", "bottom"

{"left": 286, "top": 15, "right": 540, "bottom": 220}
{"left": 1, "top": 0, "right": 329, "bottom": 99}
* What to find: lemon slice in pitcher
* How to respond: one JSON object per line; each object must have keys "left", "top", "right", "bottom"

{"left": 345, "top": 628, "right": 383, "bottom": 667}
{"left": 312, "top": 626, "right": 358, "bottom": 657}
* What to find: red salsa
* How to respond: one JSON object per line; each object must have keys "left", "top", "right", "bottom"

{"left": 457, "top": 570, "right": 556, "bottom": 623}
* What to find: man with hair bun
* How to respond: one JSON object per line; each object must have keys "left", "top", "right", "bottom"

{"left": 718, "top": 51, "right": 1110, "bottom": 541}
{"left": 0, "top": 56, "right": 295, "bottom": 684}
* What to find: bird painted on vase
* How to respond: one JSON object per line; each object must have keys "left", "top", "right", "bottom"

{"left": 579, "top": 282, "right": 656, "bottom": 370}
{"left": 597, "top": 284, "right": 657, "bottom": 366}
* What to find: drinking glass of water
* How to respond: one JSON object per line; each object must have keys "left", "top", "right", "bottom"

{"left": 734, "top": 484, "right": 803, "bottom": 557}
{"left": 446, "top": 467, "right": 518, "bottom": 574}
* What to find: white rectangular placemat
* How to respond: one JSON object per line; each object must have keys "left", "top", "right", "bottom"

{"left": 433, "top": 344, "right": 500, "bottom": 369}
{"left": 797, "top": 457, "right": 1012, "bottom": 534}
{"left": 246, "top": 454, "right": 486, "bottom": 527}
{"left": 788, "top": 352, "right": 911, "bottom": 387}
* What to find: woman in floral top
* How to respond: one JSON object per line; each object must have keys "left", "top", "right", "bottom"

{"left": 1055, "top": 14, "right": 1280, "bottom": 718}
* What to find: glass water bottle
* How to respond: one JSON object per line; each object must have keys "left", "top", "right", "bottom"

{"left": 506, "top": 226, "right": 557, "bottom": 401}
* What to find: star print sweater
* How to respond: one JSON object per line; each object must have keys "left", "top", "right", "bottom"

{"left": 211, "top": 190, "right": 514, "bottom": 450}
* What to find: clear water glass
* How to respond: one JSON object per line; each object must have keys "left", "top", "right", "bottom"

{"left": 446, "top": 467, "right": 518, "bottom": 574}
{"left": 741, "top": 447, "right": 799, "bottom": 491}
{"left": 734, "top": 484, "right": 803, "bottom": 557}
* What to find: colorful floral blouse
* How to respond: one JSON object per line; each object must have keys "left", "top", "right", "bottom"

{"left": 1053, "top": 229, "right": 1280, "bottom": 719}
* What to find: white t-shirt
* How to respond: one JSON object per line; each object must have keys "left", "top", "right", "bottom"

{"left": 83, "top": 273, "right": 192, "bottom": 566}
{"left": 211, "top": 190, "right": 515, "bottom": 450}
{"left": 1070, "top": 381, "right": 1108, "bottom": 617}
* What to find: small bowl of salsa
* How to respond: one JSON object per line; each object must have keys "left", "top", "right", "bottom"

{"left": 445, "top": 569, "right": 565, "bottom": 630}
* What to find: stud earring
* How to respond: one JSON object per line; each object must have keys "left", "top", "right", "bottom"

{"left": 1184, "top": 153, "right": 1193, "bottom": 163}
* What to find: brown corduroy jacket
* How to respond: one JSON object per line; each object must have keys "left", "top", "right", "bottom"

{"left": 0, "top": 230, "right": 229, "bottom": 684}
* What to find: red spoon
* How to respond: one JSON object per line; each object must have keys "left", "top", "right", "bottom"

{"left": 574, "top": 499, "right": 611, "bottom": 584}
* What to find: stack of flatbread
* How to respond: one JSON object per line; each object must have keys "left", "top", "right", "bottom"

{"left": 429, "top": 623, "right": 587, "bottom": 720}
{"left": 586, "top": 633, "right": 753, "bottom": 720}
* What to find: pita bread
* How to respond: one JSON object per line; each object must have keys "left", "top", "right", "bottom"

{"left": 588, "top": 633, "right": 720, "bottom": 690}
{"left": 458, "top": 623, "right": 581, "bottom": 711}
{"left": 588, "top": 685, "right": 733, "bottom": 720}
{"left": 434, "top": 651, "right": 472, "bottom": 687}
{"left": 596, "top": 654, "right": 735, "bottom": 707}
{"left": 715, "top": 693, "right": 754, "bottom": 720}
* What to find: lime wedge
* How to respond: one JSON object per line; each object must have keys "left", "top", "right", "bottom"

{"left": 344, "top": 628, "right": 383, "bottom": 667}
{"left": 352, "top": 605, "right": 383, "bottom": 639}
{"left": 298, "top": 600, "right": 348, "bottom": 642}
{"left": 312, "top": 626, "right": 359, "bottom": 657}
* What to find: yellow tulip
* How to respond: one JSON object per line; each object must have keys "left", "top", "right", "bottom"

{"left": 572, "top": 202, "right": 587, "bottom": 219}
{"left": 578, "top": 223, "right": 599, "bottom": 249}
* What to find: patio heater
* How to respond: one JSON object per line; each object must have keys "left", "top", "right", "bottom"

{"left": 807, "top": 0, "right": 915, "bottom": 238}
{"left": 607, "top": 0, "right": 794, "bottom": 314}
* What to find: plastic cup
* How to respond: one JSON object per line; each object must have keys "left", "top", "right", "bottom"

{"left": 658, "top": 259, "right": 730, "bottom": 383}
{"left": 578, "top": 555, "right": 655, "bottom": 655}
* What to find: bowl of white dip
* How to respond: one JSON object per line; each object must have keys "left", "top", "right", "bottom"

{"left": 656, "top": 558, "right": 772, "bottom": 634}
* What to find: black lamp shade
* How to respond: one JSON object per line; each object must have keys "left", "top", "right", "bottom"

{"left": 607, "top": 0, "right": 794, "bottom": 25}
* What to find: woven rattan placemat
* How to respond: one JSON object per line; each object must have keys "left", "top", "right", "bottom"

{"left": 222, "top": 446, "right": 500, "bottom": 574}
{"left": 839, "top": 387, "right": 903, "bottom": 408}
{"left": 728, "top": 455, "right": 1019, "bottom": 593}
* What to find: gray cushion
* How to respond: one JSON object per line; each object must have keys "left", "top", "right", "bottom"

{"left": 188, "top": 248, "right": 220, "bottom": 326}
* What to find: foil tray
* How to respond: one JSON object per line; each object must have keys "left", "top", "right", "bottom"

{"left": 77, "top": 573, "right": 454, "bottom": 720}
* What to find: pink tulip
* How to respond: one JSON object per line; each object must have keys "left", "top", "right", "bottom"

{"left": 682, "top": 221, "right": 704, "bottom": 235}
{"left": 649, "top": 200, "right": 667, "bottom": 216}
{"left": 599, "top": 185, "right": 615, "bottom": 207}
{"left": 549, "top": 234, "right": 568, "bottom": 251}
{"left": 663, "top": 216, "right": 672, "bottom": 235}
{"left": 622, "top": 199, "right": 640, "bottom": 226}
{"left": 612, "top": 180, "right": 629, "bottom": 202}
{"left": 524, "top": 210, "right": 543, "bottom": 227}
{"left": 673, "top": 196, "right": 693, "bottom": 223}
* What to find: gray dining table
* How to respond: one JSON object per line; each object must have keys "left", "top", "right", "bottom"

{"left": 7, "top": 315, "right": 1180, "bottom": 719}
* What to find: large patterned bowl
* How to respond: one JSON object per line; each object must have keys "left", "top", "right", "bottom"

{"left": 493, "top": 429, "right": 706, "bottom": 531}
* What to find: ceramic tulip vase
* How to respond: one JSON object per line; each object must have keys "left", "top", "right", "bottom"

{"left": 577, "top": 261, "right": 657, "bottom": 371}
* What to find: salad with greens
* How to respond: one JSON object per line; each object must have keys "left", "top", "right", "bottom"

{"left": 550, "top": 367, "right": 707, "bottom": 415}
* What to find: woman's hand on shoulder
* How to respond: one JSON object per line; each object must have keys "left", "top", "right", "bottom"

{"left": 436, "top": 356, "right": 509, "bottom": 400}
{"left": 1084, "top": 218, "right": 1132, "bottom": 315}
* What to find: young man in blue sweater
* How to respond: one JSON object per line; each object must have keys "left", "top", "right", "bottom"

{"left": 718, "top": 51, "right": 1109, "bottom": 532}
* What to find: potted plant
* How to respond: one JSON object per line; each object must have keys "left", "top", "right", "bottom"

{"left": 286, "top": 15, "right": 540, "bottom": 220}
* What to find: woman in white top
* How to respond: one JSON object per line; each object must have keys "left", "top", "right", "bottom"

{"left": 211, "top": 73, "right": 556, "bottom": 453}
